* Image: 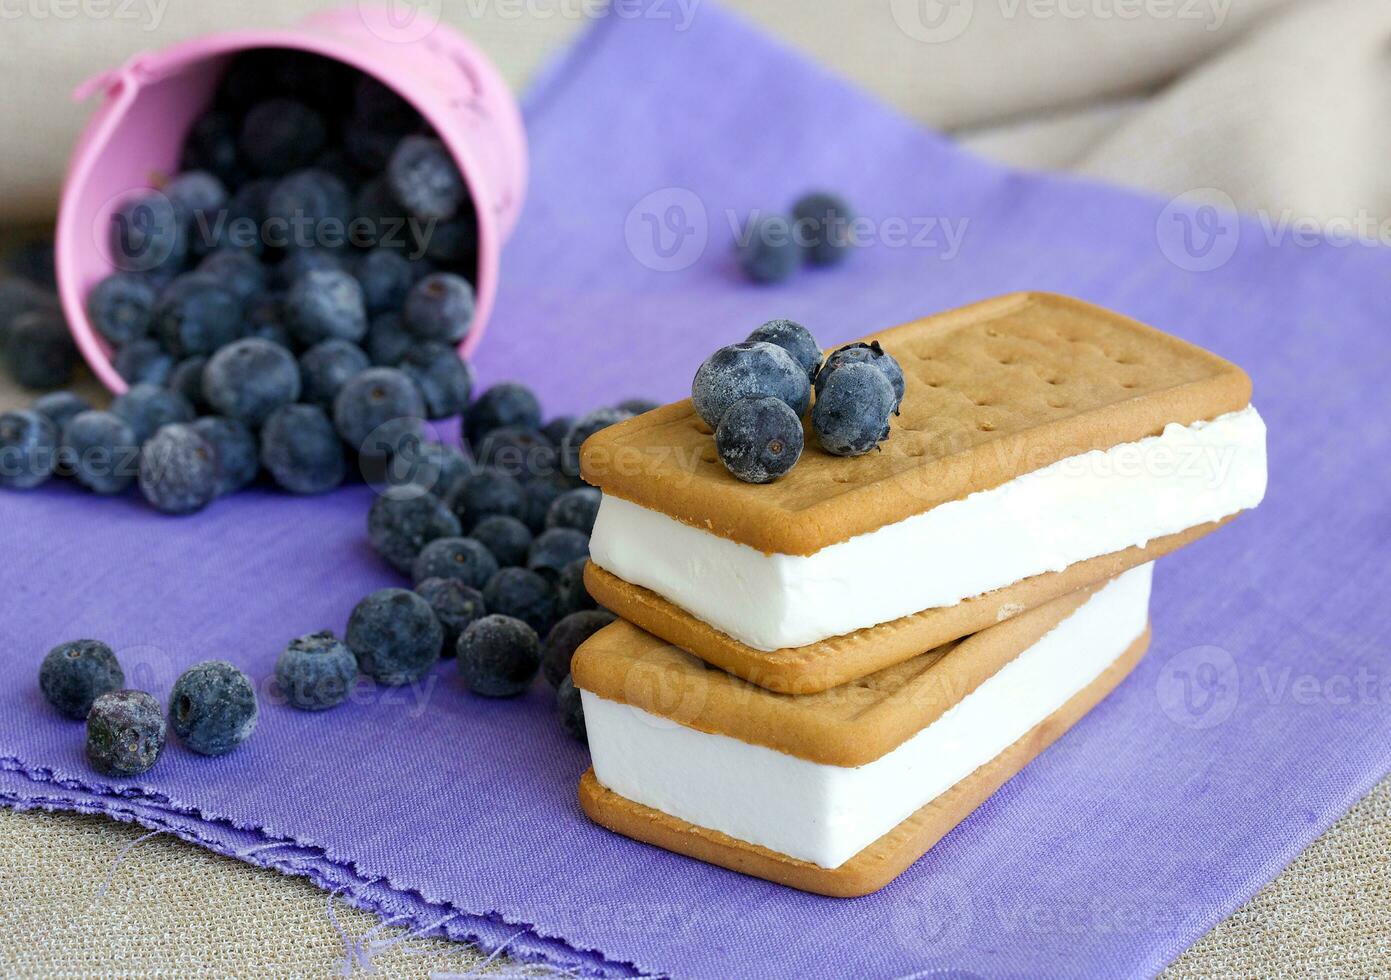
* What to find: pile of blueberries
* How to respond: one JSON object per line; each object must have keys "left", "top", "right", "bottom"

{"left": 33, "top": 380, "right": 636, "bottom": 772}
{"left": 359, "top": 383, "right": 645, "bottom": 742}
{"left": 736, "top": 191, "right": 856, "bottom": 284}
{"left": 0, "top": 241, "right": 77, "bottom": 391}
{"left": 692, "top": 318, "right": 905, "bottom": 483}
{"left": 39, "top": 640, "right": 260, "bottom": 777}
{"left": 0, "top": 49, "right": 484, "bottom": 513}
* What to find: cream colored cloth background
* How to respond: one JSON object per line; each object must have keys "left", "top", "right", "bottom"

{"left": 2, "top": 0, "right": 1389, "bottom": 974}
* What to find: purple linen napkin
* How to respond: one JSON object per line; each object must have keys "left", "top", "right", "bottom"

{"left": 3, "top": 4, "right": 1390, "bottom": 977}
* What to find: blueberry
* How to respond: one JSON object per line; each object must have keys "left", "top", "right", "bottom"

{"left": 406, "top": 442, "right": 475, "bottom": 497}
{"left": 264, "top": 170, "right": 351, "bottom": 249}
{"left": 469, "top": 514, "right": 533, "bottom": 567}
{"left": 556, "top": 675, "right": 586, "bottom": 743}
{"left": 32, "top": 391, "right": 91, "bottom": 431}
{"left": 545, "top": 487, "right": 601, "bottom": 534}
{"left": 421, "top": 215, "right": 478, "bottom": 265}
{"left": 260, "top": 403, "right": 346, "bottom": 495}
{"left": 522, "top": 475, "right": 568, "bottom": 533}
{"left": 274, "top": 632, "right": 359, "bottom": 711}
{"left": 387, "top": 136, "right": 466, "bottom": 221}
{"left": 355, "top": 249, "right": 418, "bottom": 316}
{"left": 483, "top": 567, "right": 556, "bottom": 634}
{"left": 202, "top": 338, "right": 302, "bottom": 428}
{"left": 414, "top": 578, "right": 486, "bottom": 658}
{"left": 402, "top": 272, "right": 475, "bottom": 343}
{"left": 352, "top": 177, "right": 408, "bottom": 250}
{"left": 746, "top": 318, "right": 821, "bottom": 382}
{"left": 86, "top": 690, "right": 165, "bottom": 776}
{"left": 164, "top": 356, "right": 209, "bottom": 414}
{"left": 192, "top": 416, "right": 259, "bottom": 496}
{"left": 554, "top": 558, "right": 598, "bottom": 618}
{"left": 446, "top": 468, "right": 526, "bottom": 531}
{"left": 816, "top": 341, "right": 905, "bottom": 412}
{"left": 166, "top": 170, "right": 229, "bottom": 243}
{"left": 541, "top": 610, "right": 616, "bottom": 688}
{"left": 528, "top": 528, "right": 590, "bottom": 578}
{"left": 691, "top": 341, "right": 809, "bottom": 428}
{"left": 109, "top": 191, "right": 186, "bottom": 273}
{"left": 217, "top": 178, "right": 275, "bottom": 255}
{"left": 113, "top": 338, "right": 174, "bottom": 386}
{"left": 245, "top": 292, "right": 290, "bottom": 347}
{"left": 61, "top": 410, "right": 140, "bottom": 495}
{"left": 386, "top": 440, "right": 473, "bottom": 498}
{"left": 153, "top": 274, "right": 243, "bottom": 357}
{"left": 240, "top": 98, "right": 327, "bottom": 176}
{"left": 0, "top": 409, "right": 58, "bottom": 489}
{"left": 137, "top": 423, "right": 218, "bottom": 515}
{"left": 346, "top": 588, "right": 443, "bottom": 686}
{"left": 169, "top": 660, "right": 258, "bottom": 756}
{"left": 412, "top": 536, "right": 499, "bottom": 589}
{"left": 180, "top": 110, "right": 242, "bottom": 186}
{"left": 540, "top": 415, "right": 575, "bottom": 447}
{"left": 6, "top": 238, "right": 55, "bottom": 289}
{"left": 715, "top": 396, "right": 804, "bottom": 484}
{"left": 39, "top": 639, "right": 124, "bottom": 719}
{"left": 560, "top": 407, "right": 632, "bottom": 478}
{"left": 398, "top": 343, "right": 473, "bottom": 419}
{"left": 456, "top": 615, "right": 539, "bottom": 698}
{"left": 615, "top": 398, "right": 660, "bottom": 416}
{"left": 791, "top": 191, "right": 856, "bottom": 265}
{"left": 4, "top": 309, "right": 77, "bottom": 389}
{"left": 196, "top": 248, "right": 267, "bottom": 301}
{"left": 812, "top": 362, "right": 895, "bottom": 457}
{"left": 0, "top": 278, "right": 59, "bottom": 340}
{"left": 476, "top": 426, "right": 557, "bottom": 482}
{"left": 332, "top": 367, "right": 425, "bottom": 457}
{"left": 87, "top": 272, "right": 156, "bottom": 346}
{"left": 365, "top": 312, "right": 415, "bottom": 366}
{"left": 464, "top": 382, "right": 541, "bottom": 445}
{"left": 275, "top": 247, "right": 346, "bottom": 290}
{"left": 736, "top": 214, "right": 799, "bottom": 283}
{"left": 367, "top": 489, "right": 463, "bottom": 574}
{"left": 111, "top": 383, "right": 194, "bottom": 443}
{"left": 299, "top": 339, "right": 370, "bottom": 407}
{"left": 285, "top": 269, "right": 368, "bottom": 347}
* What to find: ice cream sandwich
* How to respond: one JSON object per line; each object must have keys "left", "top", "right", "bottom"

{"left": 581, "top": 292, "right": 1265, "bottom": 692}
{"left": 575, "top": 563, "right": 1155, "bottom": 897}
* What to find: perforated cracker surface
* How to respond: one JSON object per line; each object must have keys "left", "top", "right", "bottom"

{"left": 580, "top": 292, "right": 1251, "bottom": 555}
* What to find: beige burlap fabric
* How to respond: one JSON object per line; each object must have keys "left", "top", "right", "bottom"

{"left": 2, "top": 0, "right": 1388, "bottom": 974}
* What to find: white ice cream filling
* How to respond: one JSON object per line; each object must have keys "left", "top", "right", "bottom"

{"left": 583, "top": 562, "right": 1153, "bottom": 869}
{"left": 590, "top": 405, "right": 1265, "bottom": 650}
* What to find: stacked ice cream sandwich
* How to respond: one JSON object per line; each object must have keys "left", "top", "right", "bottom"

{"left": 571, "top": 292, "right": 1267, "bottom": 896}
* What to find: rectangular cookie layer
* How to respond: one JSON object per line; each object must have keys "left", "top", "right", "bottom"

{"left": 575, "top": 564, "right": 1151, "bottom": 872}
{"left": 583, "top": 292, "right": 1264, "bottom": 655}
{"left": 578, "top": 626, "right": 1151, "bottom": 897}
{"left": 580, "top": 292, "right": 1255, "bottom": 556}
{"left": 586, "top": 518, "right": 1219, "bottom": 693}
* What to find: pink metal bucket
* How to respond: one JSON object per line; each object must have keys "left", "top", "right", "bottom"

{"left": 55, "top": 5, "right": 527, "bottom": 394}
